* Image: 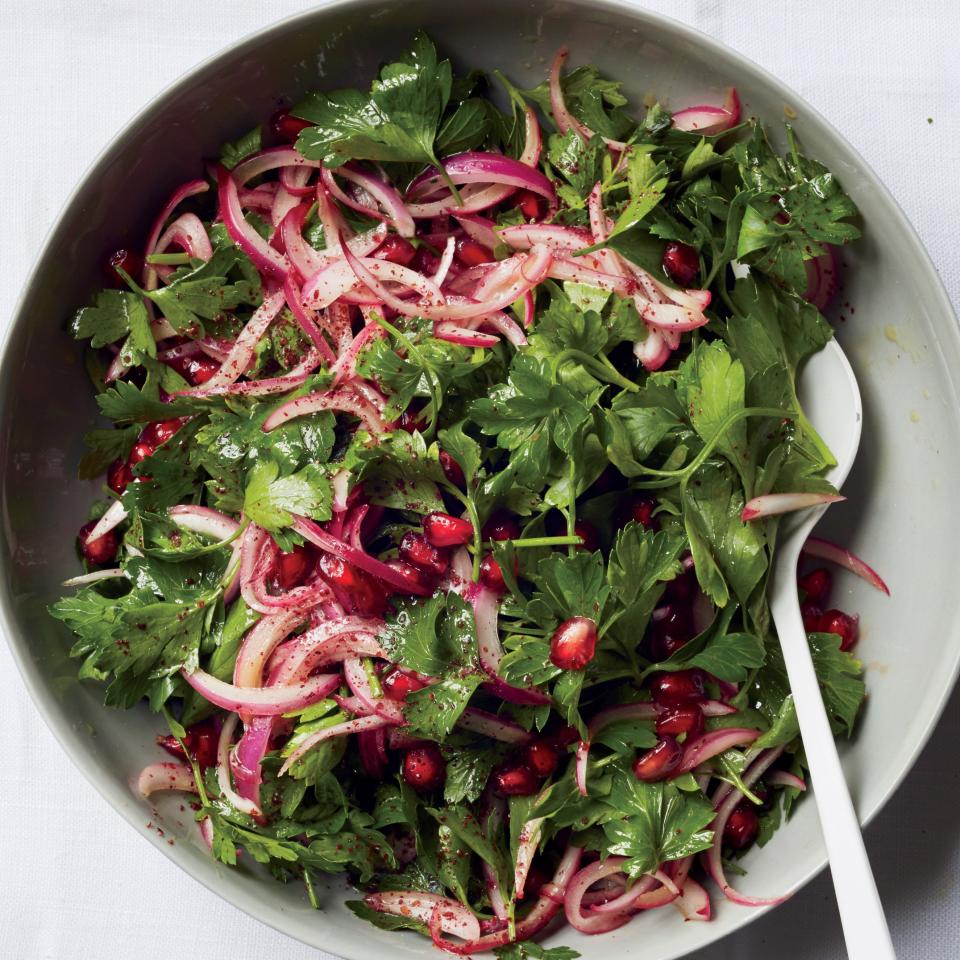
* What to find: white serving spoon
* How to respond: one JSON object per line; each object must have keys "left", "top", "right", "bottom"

{"left": 767, "top": 339, "right": 896, "bottom": 958}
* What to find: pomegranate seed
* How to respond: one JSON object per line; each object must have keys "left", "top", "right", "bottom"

{"left": 78, "top": 520, "right": 118, "bottom": 566}
{"left": 374, "top": 235, "right": 417, "bottom": 266}
{"left": 396, "top": 407, "right": 428, "bottom": 433}
{"left": 385, "top": 558, "right": 438, "bottom": 595}
{"left": 128, "top": 441, "right": 154, "bottom": 466}
{"left": 513, "top": 189, "right": 545, "bottom": 221}
{"left": 655, "top": 705, "right": 705, "bottom": 738}
{"left": 574, "top": 520, "right": 599, "bottom": 552}
{"left": 107, "top": 458, "right": 133, "bottom": 495}
{"left": 273, "top": 545, "right": 313, "bottom": 591}
{"left": 549, "top": 616, "right": 598, "bottom": 671}
{"left": 482, "top": 512, "right": 520, "bottom": 542}
{"left": 651, "top": 607, "right": 694, "bottom": 650}
{"left": 156, "top": 720, "right": 220, "bottom": 769}
{"left": 723, "top": 803, "right": 759, "bottom": 850}
{"left": 423, "top": 512, "right": 474, "bottom": 547}
{"left": 439, "top": 450, "right": 466, "bottom": 488}
{"left": 479, "top": 554, "right": 507, "bottom": 593}
{"left": 661, "top": 241, "right": 699, "bottom": 287}
{"left": 105, "top": 248, "right": 142, "bottom": 287}
{"left": 629, "top": 496, "right": 657, "bottom": 530}
{"left": 383, "top": 669, "right": 427, "bottom": 702}
{"left": 818, "top": 609, "right": 859, "bottom": 652}
{"left": 493, "top": 764, "right": 539, "bottom": 796}
{"left": 633, "top": 736, "right": 683, "bottom": 782}
{"left": 649, "top": 669, "right": 706, "bottom": 706}
{"left": 143, "top": 418, "right": 186, "bottom": 448}
{"left": 455, "top": 237, "right": 494, "bottom": 267}
{"left": 399, "top": 532, "right": 450, "bottom": 576}
{"left": 319, "top": 554, "right": 388, "bottom": 617}
{"left": 798, "top": 567, "right": 832, "bottom": 607}
{"left": 800, "top": 600, "right": 823, "bottom": 632}
{"left": 411, "top": 246, "right": 440, "bottom": 274}
{"left": 403, "top": 744, "right": 446, "bottom": 792}
{"left": 271, "top": 107, "right": 312, "bottom": 143}
{"left": 156, "top": 734, "right": 186, "bottom": 761}
{"left": 184, "top": 356, "right": 220, "bottom": 385}
{"left": 525, "top": 739, "right": 560, "bottom": 778}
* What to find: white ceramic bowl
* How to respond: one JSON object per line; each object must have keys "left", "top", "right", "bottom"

{"left": 4, "top": 2, "right": 959, "bottom": 958}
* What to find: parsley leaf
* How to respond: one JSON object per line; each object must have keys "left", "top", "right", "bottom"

{"left": 405, "top": 675, "right": 483, "bottom": 740}
{"left": 220, "top": 125, "right": 262, "bottom": 170}
{"left": 243, "top": 459, "right": 332, "bottom": 537}
{"left": 384, "top": 592, "right": 479, "bottom": 677}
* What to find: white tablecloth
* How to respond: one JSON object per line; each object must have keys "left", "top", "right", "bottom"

{"left": 2, "top": 2, "right": 958, "bottom": 957}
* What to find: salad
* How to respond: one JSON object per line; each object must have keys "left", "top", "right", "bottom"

{"left": 53, "top": 35, "right": 889, "bottom": 955}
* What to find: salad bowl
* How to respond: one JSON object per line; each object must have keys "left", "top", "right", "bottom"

{"left": 3, "top": 1, "right": 960, "bottom": 958}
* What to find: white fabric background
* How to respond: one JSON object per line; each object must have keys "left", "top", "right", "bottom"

{"left": 1, "top": 2, "right": 958, "bottom": 958}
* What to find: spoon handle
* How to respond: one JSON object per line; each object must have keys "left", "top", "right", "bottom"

{"left": 770, "top": 563, "right": 896, "bottom": 959}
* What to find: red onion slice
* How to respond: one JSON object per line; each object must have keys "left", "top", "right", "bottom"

{"left": 233, "top": 609, "right": 303, "bottom": 688}
{"left": 84, "top": 498, "right": 127, "bottom": 544}
{"left": 217, "top": 166, "right": 289, "bottom": 280}
{"left": 514, "top": 817, "right": 545, "bottom": 899}
{"left": 741, "top": 492, "right": 845, "bottom": 521}
{"left": 673, "top": 876, "right": 712, "bottom": 921}
{"left": 678, "top": 727, "right": 761, "bottom": 774}
{"left": 169, "top": 505, "right": 239, "bottom": 542}
{"left": 343, "top": 657, "right": 406, "bottom": 722}
{"left": 322, "top": 165, "right": 415, "bottom": 238}
{"left": 142, "top": 178, "right": 210, "bottom": 287}
{"left": 672, "top": 89, "right": 741, "bottom": 134}
{"left": 801, "top": 536, "right": 890, "bottom": 595}
{"left": 456, "top": 708, "right": 532, "bottom": 744}
{"left": 232, "top": 147, "right": 321, "bottom": 188}
{"left": 279, "top": 714, "right": 393, "bottom": 775}
{"left": 767, "top": 770, "right": 807, "bottom": 791}
{"left": 181, "top": 666, "right": 339, "bottom": 716}
{"left": 365, "top": 891, "right": 481, "bottom": 941}
{"left": 564, "top": 857, "right": 635, "bottom": 934}
{"left": 136, "top": 761, "right": 197, "bottom": 800}
{"left": 262, "top": 387, "right": 387, "bottom": 436}
{"left": 215, "top": 713, "right": 261, "bottom": 816}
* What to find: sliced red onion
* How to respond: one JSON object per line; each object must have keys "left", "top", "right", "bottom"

{"left": 230, "top": 714, "right": 274, "bottom": 812}
{"left": 293, "top": 516, "right": 434, "bottom": 595}
{"left": 270, "top": 184, "right": 301, "bottom": 228}
{"left": 549, "top": 47, "right": 592, "bottom": 141}
{"left": 575, "top": 739, "right": 590, "bottom": 796}
{"left": 519, "top": 105, "right": 543, "bottom": 167}
{"left": 678, "top": 727, "right": 761, "bottom": 774}
{"left": 142, "top": 178, "right": 210, "bottom": 287}
{"left": 198, "top": 816, "right": 214, "bottom": 850}
{"left": 482, "top": 676, "right": 550, "bottom": 706}
{"left": 281, "top": 203, "right": 328, "bottom": 280}
{"left": 358, "top": 728, "right": 387, "bottom": 778}
{"left": 136, "top": 761, "right": 197, "bottom": 799}
{"left": 548, "top": 256, "right": 634, "bottom": 295}
{"left": 343, "top": 657, "right": 406, "bottom": 723}
{"left": 279, "top": 163, "right": 314, "bottom": 197}
{"left": 767, "top": 770, "right": 807, "bottom": 791}
{"left": 641, "top": 300, "right": 711, "bottom": 332}
{"left": 217, "top": 166, "right": 289, "bottom": 279}
{"left": 455, "top": 214, "right": 499, "bottom": 250}
{"left": 590, "top": 869, "right": 678, "bottom": 914}
{"left": 178, "top": 348, "right": 325, "bottom": 399}
{"left": 456, "top": 708, "right": 532, "bottom": 744}
{"left": 408, "top": 152, "right": 555, "bottom": 206}
{"left": 202, "top": 287, "right": 287, "bottom": 388}
{"left": 673, "top": 876, "right": 711, "bottom": 921}
{"left": 432, "top": 236, "right": 457, "bottom": 288}
{"left": 741, "top": 492, "right": 845, "bottom": 522}
{"left": 470, "top": 586, "right": 502, "bottom": 675}
{"left": 181, "top": 666, "right": 339, "bottom": 716}
{"left": 233, "top": 609, "right": 303, "bottom": 688}
{"left": 702, "top": 746, "right": 791, "bottom": 907}
{"left": 238, "top": 182, "right": 279, "bottom": 213}
{"left": 483, "top": 861, "right": 508, "bottom": 921}
{"left": 271, "top": 617, "right": 384, "bottom": 683}
{"left": 330, "top": 321, "right": 384, "bottom": 387}
{"left": 262, "top": 387, "right": 387, "bottom": 435}
{"left": 433, "top": 321, "right": 499, "bottom": 348}
{"left": 280, "top": 714, "right": 392, "bottom": 775}
{"left": 473, "top": 309, "right": 527, "bottom": 347}
{"left": 340, "top": 244, "right": 446, "bottom": 316}
{"left": 801, "top": 536, "right": 890, "bottom": 595}
{"left": 499, "top": 222, "right": 593, "bottom": 255}
{"left": 521, "top": 289, "right": 535, "bottom": 329}
{"left": 152, "top": 212, "right": 213, "bottom": 281}
{"left": 233, "top": 147, "right": 321, "bottom": 187}
{"left": 62, "top": 567, "right": 125, "bottom": 587}
{"left": 514, "top": 817, "right": 545, "bottom": 899}
{"left": 564, "top": 857, "right": 634, "bottom": 934}
{"left": 169, "top": 504, "right": 239, "bottom": 542}
{"left": 702, "top": 700, "right": 738, "bottom": 717}
{"left": 406, "top": 182, "right": 517, "bottom": 219}
{"left": 322, "top": 165, "right": 415, "bottom": 238}
{"left": 691, "top": 589, "right": 715, "bottom": 635}
{"left": 366, "top": 891, "right": 480, "bottom": 941}
{"left": 84, "top": 498, "right": 127, "bottom": 544}
{"left": 588, "top": 181, "right": 609, "bottom": 243}
{"left": 215, "top": 713, "right": 261, "bottom": 816}
{"left": 803, "top": 246, "right": 840, "bottom": 311}
{"left": 672, "top": 88, "right": 741, "bottom": 135}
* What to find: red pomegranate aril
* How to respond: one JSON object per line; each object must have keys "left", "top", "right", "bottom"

{"left": 549, "top": 616, "right": 598, "bottom": 671}
{"left": 144, "top": 418, "right": 186, "bottom": 448}
{"left": 385, "top": 558, "right": 438, "bottom": 595}
{"left": 625, "top": 495, "right": 656, "bottom": 530}
{"left": 800, "top": 600, "right": 823, "bottom": 633}
{"left": 399, "top": 532, "right": 450, "bottom": 576}
{"left": 374, "top": 235, "right": 417, "bottom": 266}
{"left": 655, "top": 705, "right": 705, "bottom": 738}
{"left": 574, "top": 520, "right": 599, "bottom": 552}
{"left": 78, "top": 520, "right": 119, "bottom": 566}
{"left": 482, "top": 513, "right": 521, "bottom": 542}
{"left": 652, "top": 607, "right": 694, "bottom": 647}
{"left": 552, "top": 725, "right": 581, "bottom": 748}
{"left": 184, "top": 356, "right": 220, "bottom": 385}
{"left": 818, "top": 609, "right": 859, "bottom": 652}
{"left": 525, "top": 739, "right": 560, "bottom": 778}
{"left": 661, "top": 241, "right": 699, "bottom": 287}
{"left": 274, "top": 545, "right": 313, "bottom": 591}
{"left": 439, "top": 449, "right": 466, "bottom": 488}
{"left": 633, "top": 736, "right": 683, "bottom": 782}
{"left": 479, "top": 554, "right": 507, "bottom": 593}
{"left": 455, "top": 237, "right": 494, "bottom": 267}
{"left": 665, "top": 569, "right": 696, "bottom": 603}
{"left": 271, "top": 107, "right": 312, "bottom": 143}
{"left": 105, "top": 248, "right": 142, "bottom": 287}
{"left": 402, "top": 744, "right": 446, "bottom": 792}
{"left": 493, "top": 764, "right": 539, "bottom": 796}
{"left": 382, "top": 669, "right": 426, "bottom": 702}
{"left": 319, "top": 554, "right": 388, "bottom": 617}
{"left": 798, "top": 567, "right": 832, "bottom": 607}
{"left": 513, "top": 189, "right": 545, "bottom": 221}
{"left": 723, "top": 803, "right": 760, "bottom": 850}
{"left": 422, "top": 512, "right": 474, "bottom": 547}
{"left": 107, "top": 458, "right": 133, "bottom": 495}
{"left": 128, "top": 441, "right": 154, "bottom": 466}
{"left": 157, "top": 727, "right": 217, "bottom": 770}
{"left": 396, "top": 407, "right": 428, "bottom": 433}
{"left": 649, "top": 669, "right": 707, "bottom": 707}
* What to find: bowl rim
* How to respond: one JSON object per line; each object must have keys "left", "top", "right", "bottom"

{"left": 3, "top": 1, "right": 959, "bottom": 957}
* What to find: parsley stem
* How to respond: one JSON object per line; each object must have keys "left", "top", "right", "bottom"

{"left": 627, "top": 405, "right": 795, "bottom": 487}
{"left": 554, "top": 348, "right": 639, "bottom": 392}
{"left": 303, "top": 868, "right": 320, "bottom": 910}
{"left": 363, "top": 657, "right": 384, "bottom": 698}
{"left": 566, "top": 459, "right": 577, "bottom": 559}
{"left": 444, "top": 484, "right": 483, "bottom": 580}
{"left": 146, "top": 252, "right": 191, "bottom": 265}
{"left": 487, "top": 535, "right": 581, "bottom": 549}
